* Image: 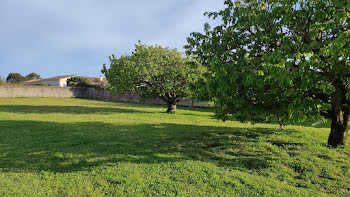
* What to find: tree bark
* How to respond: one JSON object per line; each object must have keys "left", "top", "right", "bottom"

{"left": 166, "top": 103, "right": 177, "bottom": 113}
{"left": 328, "top": 119, "right": 349, "bottom": 148}
{"left": 328, "top": 85, "right": 349, "bottom": 147}
{"left": 328, "top": 109, "right": 349, "bottom": 147}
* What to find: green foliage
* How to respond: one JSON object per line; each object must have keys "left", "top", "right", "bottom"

{"left": 0, "top": 98, "right": 349, "bottom": 196}
{"left": 67, "top": 76, "right": 92, "bottom": 87}
{"left": 102, "top": 42, "right": 204, "bottom": 112}
{"left": 6, "top": 72, "right": 41, "bottom": 83}
{"left": 25, "top": 72, "right": 41, "bottom": 80}
{"left": 186, "top": 0, "right": 350, "bottom": 145}
{"left": 6, "top": 73, "right": 26, "bottom": 83}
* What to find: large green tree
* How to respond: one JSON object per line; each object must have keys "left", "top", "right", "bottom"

{"left": 102, "top": 42, "right": 204, "bottom": 113}
{"left": 186, "top": 0, "right": 350, "bottom": 147}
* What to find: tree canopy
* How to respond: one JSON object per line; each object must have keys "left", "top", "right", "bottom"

{"left": 186, "top": 0, "right": 350, "bottom": 147}
{"left": 102, "top": 42, "right": 204, "bottom": 113}
{"left": 25, "top": 72, "right": 41, "bottom": 80}
{"left": 6, "top": 73, "right": 26, "bottom": 83}
{"left": 67, "top": 76, "right": 92, "bottom": 87}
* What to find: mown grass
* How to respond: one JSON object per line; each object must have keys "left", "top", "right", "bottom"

{"left": 0, "top": 98, "right": 349, "bottom": 196}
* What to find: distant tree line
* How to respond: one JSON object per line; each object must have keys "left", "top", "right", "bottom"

{"left": 6, "top": 72, "right": 41, "bottom": 83}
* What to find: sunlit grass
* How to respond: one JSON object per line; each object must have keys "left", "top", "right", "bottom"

{"left": 0, "top": 98, "right": 349, "bottom": 196}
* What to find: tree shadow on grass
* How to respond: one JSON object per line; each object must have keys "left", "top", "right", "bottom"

{"left": 0, "top": 120, "right": 296, "bottom": 173}
{"left": 0, "top": 105, "right": 153, "bottom": 114}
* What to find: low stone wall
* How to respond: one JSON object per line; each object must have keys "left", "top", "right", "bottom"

{"left": 85, "top": 88, "right": 209, "bottom": 108}
{"left": 0, "top": 85, "right": 209, "bottom": 108}
{"left": 0, "top": 85, "right": 87, "bottom": 98}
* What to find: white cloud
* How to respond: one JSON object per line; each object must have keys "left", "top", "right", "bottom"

{"left": 0, "top": 0, "right": 226, "bottom": 77}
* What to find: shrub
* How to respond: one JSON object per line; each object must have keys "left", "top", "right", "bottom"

{"left": 67, "top": 76, "right": 92, "bottom": 87}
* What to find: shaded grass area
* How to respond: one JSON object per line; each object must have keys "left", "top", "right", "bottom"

{"left": 0, "top": 98, "right": 349, "bottom": 196}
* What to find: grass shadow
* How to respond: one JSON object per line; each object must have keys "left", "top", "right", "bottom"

{"left": 0, "top": 105, "right": 152, "bottom": 114}
{"left": 0, "top": 120, "right": 293, "bottom": 173}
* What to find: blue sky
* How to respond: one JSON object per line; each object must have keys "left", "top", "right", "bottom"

{"left": 0, "top": 0, "right": 225, "bottom": 79}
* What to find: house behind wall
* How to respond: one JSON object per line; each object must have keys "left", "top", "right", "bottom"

{"left": 23, "top": 75, "right": 77, "bottom": 87}
{"left": 23, "top": 75, "right": 107, "bottom": 87}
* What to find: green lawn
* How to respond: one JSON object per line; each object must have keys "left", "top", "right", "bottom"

{"left": 0, "top": 98, "right": 349, "bottom": 196}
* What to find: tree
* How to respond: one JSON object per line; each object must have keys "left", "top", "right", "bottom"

{"left": 25, "top": 72, "right": 41, "bottom": 80}
{"left": 6, "top": 73, "right": 26, "bottom": 83}
{"left": 186, "top": 0, "right": 350, "bottom": 147}
{"left": 102, "top": 42, "right": 204, "bottom": 113}
{"left": 67, "top": 76, "right": 92, "bottom": 87}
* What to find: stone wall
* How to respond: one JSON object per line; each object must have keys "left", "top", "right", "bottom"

{"left": 0, "top": 85, "right": 209, "bottom": 108}
{"left": 85, "top": 88, "right": 209, "bottom": 107}
{"left": 0, "top": 85, "right": 87, "bottom": 98}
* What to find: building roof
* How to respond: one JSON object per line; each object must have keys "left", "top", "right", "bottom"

{"left": 23, "top": 75, "right": 77, "bottom": 83}
{"left": 44, "top": 75, "right": 77, "bottom": 80}
{"left": 84, "top": 76, "right": 108, "bottom": 84}
{"left": 23, "top": 75, "right": 107, "bottom": 84}
{"left": 24, "top": 79, "right": 43, "bottom": 83}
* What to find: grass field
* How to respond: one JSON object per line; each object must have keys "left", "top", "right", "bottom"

{"left": 0, "top": 98, "right": 349, "bottom": 196}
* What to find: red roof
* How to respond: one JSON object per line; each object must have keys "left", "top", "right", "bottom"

{"left": 24, "top": 79, "right": 43, "bottom": 83}
{"left": 44, "top": 75, "right": 77, "bottom": 80}
{"left": 23, "top": 75, "right": 77, "bottom": 83}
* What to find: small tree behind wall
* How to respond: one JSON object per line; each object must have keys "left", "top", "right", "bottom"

{"left": 6, "top": 73, "right": 26, "bottom": 83}
{"left": 25, "top": 73, "right": 41, "bottom": 80}
{"left": 102, "top": 42, "right": 204, "bottom": 113}
{"left": 67, "top": 76, "right": 92, "bottom": 87}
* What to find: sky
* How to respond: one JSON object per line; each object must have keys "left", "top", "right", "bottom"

{"left": 0, "top": 0, "right": 226, "bottom": 79}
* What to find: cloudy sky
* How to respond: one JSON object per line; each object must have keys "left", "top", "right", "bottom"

{"left": 0, "top": 0, "right": 225, "bottom": 79}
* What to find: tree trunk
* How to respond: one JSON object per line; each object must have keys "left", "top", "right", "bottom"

{"left": 277, "top": 115, "right": 283, "bottom": 130}
{"left": 328, "top": 111, "right": 349, "bottom": 147}
{"left": 328, "top": 85, "right": 349, "bottom": 147}
{"left": 278, "top": 119, "right": 283, "bottom": 130}
{"left": 166, "top": 103, "right": 177, "bottom": 113}
{"left": 328, "top": 117, "right": 349, "bottom": 148}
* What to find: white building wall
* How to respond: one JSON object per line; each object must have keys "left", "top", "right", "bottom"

{"left": 43, "top": 80, "right": 60, "bottom": 87}
{"left": 59, "top": 78, "right": 71, "bottom": 87}
{"left": 39, "top": 77, "right": 73, "bottom": 87}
